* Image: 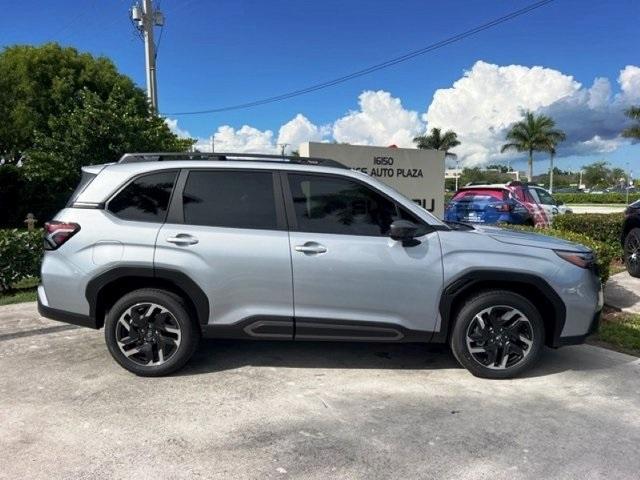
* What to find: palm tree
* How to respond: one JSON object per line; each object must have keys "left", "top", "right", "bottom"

{"left": 543, "top": 129, "right": 566, "bottom": 193}
{"left": 413, "top": 127, "right": 461, "bottom": 157}
{"left": 622, "top": 106, "right": 640, "bottom": 140}
{"left": 501, "top": 111, "right": 565, "bottom": 182}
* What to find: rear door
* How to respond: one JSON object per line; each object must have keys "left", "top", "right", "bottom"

{"left": 283, "top": 172, "right": 443, "bottom": 338}
{"left": 155, "top": 169, "right": 294, "bottom": 337}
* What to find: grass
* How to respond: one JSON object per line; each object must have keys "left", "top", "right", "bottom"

{"left": 0, "top": 276, "right": 38, "bottom": 306}
{"left": 592, "top": 309, "right": 640, "bottom": 357}
{"left": 0, "top": 288, "right": 37, "bottom": 306}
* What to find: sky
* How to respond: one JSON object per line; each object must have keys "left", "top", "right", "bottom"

{"left": 0, "top": 0, "right": 638, "bottom": 175}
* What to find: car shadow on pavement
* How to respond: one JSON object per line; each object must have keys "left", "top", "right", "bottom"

{"left": 179, "top": 339, "right": 459, "bottom": 375}
{"left": 177, "top": 340, "right": 633, "bottom": 378}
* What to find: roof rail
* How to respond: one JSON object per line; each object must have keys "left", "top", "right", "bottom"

{"left": 118, "top": 152, "right": 347, "bottom": 169}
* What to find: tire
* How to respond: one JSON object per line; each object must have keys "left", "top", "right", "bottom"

{"left": 624, "top": 228, "right": 640, "bottom": 278}
{"left": 450, "top": 290, "right": 544, "bottom": 379}
{"left": 104, "top": 288, "right": 201, "bottom": 376}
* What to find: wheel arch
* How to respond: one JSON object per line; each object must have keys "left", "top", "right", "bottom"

{"left": 435, "top": 270, "right": 566, "bottom": 348}
{"left": 86, "top": 267, "right": 209, "bottom": 329}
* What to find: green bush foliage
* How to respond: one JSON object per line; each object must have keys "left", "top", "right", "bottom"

{"left": 553, "top": 213, "right": 624, "bottom": 258}
{"left": 554, "top": 193, "right": 640, "bottom": 204}
{"left": 0, "top": 229, "right": 43, "bottom": 291}
{"left": 504, "top": 225, "right": 614, "bottom": 283}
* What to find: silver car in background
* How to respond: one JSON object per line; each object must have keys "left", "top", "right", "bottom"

{"left": 38, "top": 153, "right": 602, "bottom": 378}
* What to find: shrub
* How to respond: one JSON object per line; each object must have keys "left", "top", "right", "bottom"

{"left": 554, "top": 192, "right": 640, "bottom": 205}
{"left": 0, "top": 229, "right": 43, "bottom": 291}
{"left": 553, "top": 213, "right": 624, "bottom": 258}
{"left": 504, "top": 225, "right": 615, "bottom": 283}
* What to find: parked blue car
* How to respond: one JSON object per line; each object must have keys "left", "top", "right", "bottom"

{"left": 444, "top": 184, "right": 536, "bottom": 226}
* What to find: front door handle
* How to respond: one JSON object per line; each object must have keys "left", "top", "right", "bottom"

{"left": 166, "top": 234, "right": 199, "bottom": 245}
{"left": 295, "top": 242, "right": 327, "bottom": 254}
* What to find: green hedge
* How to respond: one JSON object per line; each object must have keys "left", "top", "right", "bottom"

{"left": 504, "top": 225, "right": 615, "bottom": 283}
{"left": 553, "top": 213, "right": 624, "bottom": 258}
{"left": 0, "top": 229, "right": 43, "bottom": 291}
{"left": 554, "top": 192, "right": 639, "bottom": 205}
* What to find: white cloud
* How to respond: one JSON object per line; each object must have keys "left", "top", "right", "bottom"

{"left": 619, "top": 65, "right": 640, "bottom": 102}
{"left": 212, "top": 125, "right": 277, "bottom": 153}
{"left": 423, "top": 61, "right": 640, "bottom": 166}
{"left": 165, "top": 118, "right": 192, "bottom": 139}
{"left": 332, "top": 90, "right": 422, "bottom": 147}
{"left": 277, "top": 114, "right": 326, "bottom": 152}
{"left": 423, "top": 61, "right": 580, "bottom": 166}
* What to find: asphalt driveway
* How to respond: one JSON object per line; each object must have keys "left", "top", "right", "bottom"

{"left": 1, "top": 302, "right": 639, "bottom": 480}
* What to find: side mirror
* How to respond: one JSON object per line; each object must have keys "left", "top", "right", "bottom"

{"left": 556, "top": 199, "right": 564, "bottom": 206}
{"left": 389, "top": 220, "right": 420, "bottom": 246}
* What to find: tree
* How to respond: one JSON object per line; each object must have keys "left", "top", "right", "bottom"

{"left": 0, "top": 43, "right": 193, "bottom": 225}
{"left": 500, "top": 111, "right": 564, "bottom": 182}
{"left": 582, "top": 161, "right": 611, "bottom": 189}
{"left": 622, "top": 106, "right": 640, "bottom": 140}
{"left": 413, "top": 128, "right": 461, "bottom": 157}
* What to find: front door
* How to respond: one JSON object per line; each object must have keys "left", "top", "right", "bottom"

{"left": 283, "top": 172, "right": 443, "bottom": 340}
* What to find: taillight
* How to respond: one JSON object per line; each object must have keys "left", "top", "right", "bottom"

{"left": 490, "top": 202, "right": 512, "bottom": 212}
{"left": 44, "top": 221, "right": 81, "bottom": 250}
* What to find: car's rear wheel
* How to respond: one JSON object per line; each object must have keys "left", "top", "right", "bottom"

{"left": 624, "top": 228, "right": 640, "bottom": 278}
{"left": 450, "top": 290, "right": 544, "bottom": 379}
{"left": 105, "top": 288, "right": 200, "bottom": 376}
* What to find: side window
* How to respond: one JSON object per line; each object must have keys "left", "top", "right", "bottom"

{"left": 287, "top": 173, "right": 422, "bottom": 236}
{"left": 182, "top": 170, "right": 277, "bottom": 229}
{"left": 108, "top": 171, "right": 177, "bottom": 222}
{"left": 535, "top": 188, "right": 555, "bottom": 205}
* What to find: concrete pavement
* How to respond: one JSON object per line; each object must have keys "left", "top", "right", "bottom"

{"left": 1, "top": 302, "right": 640, "bottom": 480}
{"left": 568, "top": 204, "right": 627, "bottom": 214}
{"left": 605, "top": 271, "right": 640, "bottom": 314}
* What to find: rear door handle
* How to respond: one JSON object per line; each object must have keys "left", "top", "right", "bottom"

{"left": 294, "top": 242, "right": 327, "bottom": 254}
{"left": 166, "top": 234, "right": 199, "bottom": 245}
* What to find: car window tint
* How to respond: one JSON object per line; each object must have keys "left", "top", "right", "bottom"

{"left": 108, "top": 171, "right": 177, "bottom": 222}
{"left": 183, "top": 170, "right": 277, "bottom": 229}
{"left": 288, "top": 173, "right": 409, "bottom": 236}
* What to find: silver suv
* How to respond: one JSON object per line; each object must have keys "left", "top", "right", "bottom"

{"left": 38, "top": 152, "right": 603, "bottom": 379}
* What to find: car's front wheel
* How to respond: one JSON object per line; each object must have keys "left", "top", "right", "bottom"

{"left": 624, "top": 228, "right": 640, "bottom": 278}
{"left": 450, "top": 290, "right": 544, "bottom": 379}
{"left": 105, "top": 288, "right": 200, "bottom": 376}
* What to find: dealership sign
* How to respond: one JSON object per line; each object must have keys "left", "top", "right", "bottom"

{"left": 300, "top": 142, "right": 445, "bottom": 218}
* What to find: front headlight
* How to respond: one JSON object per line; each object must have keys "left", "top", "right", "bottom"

{"left": 554, "top": 250, "right": 595, "bottom": 269}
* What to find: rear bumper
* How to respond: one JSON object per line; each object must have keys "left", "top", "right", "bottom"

{"left": 37, "top": 289, "right": 98, "bottom": 329}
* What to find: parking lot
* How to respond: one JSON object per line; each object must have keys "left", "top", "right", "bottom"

{"left": 1, "top": 302, "right": 639, "bottom": 480}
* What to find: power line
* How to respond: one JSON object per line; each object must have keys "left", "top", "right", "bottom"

{"left": 163, "top": 0, "right": 555, "bottom": 116}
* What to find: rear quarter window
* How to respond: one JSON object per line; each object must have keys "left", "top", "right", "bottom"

{"left": 107, "top": 171, "right": 177, "bottom": 223}
{"left": 65, "top": 171, "right": 97, "bottom": 207}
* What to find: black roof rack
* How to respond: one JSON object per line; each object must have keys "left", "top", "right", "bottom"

{"left": 118, "top": 152, "right": 347, "bottom": 169}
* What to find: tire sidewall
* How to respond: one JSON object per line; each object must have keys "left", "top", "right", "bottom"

{"left": 625, "top": 228, "right": 640, "bottom": 278}
{"left": 451, "top": 291, "right": 544, "bottom": 379}
{"left": 104, "top": 289, "right": 199, "bottom": 376}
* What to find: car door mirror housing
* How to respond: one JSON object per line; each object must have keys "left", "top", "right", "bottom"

{"left": 556, "top": 199, "right": 564, "bottom": 206}
{"left": 389, "top": 220, "right": 421, "bottom": 246}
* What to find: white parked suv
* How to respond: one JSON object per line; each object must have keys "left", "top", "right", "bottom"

{"left": 38, "top": 153, "right": 602, "bottom": 378}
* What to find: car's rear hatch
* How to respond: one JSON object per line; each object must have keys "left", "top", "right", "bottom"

{"left": 446, "top": 188, "right": 507, "bottom": 224}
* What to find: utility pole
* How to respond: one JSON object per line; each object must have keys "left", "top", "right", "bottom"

{"left": 132, "top": 1, "right": 164, "bottom": 112}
